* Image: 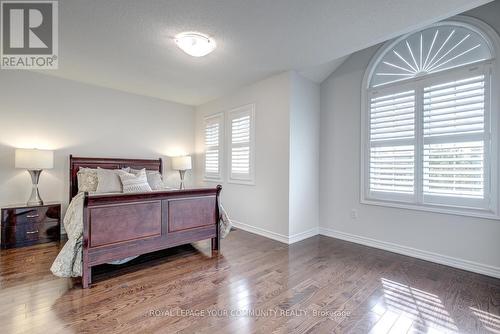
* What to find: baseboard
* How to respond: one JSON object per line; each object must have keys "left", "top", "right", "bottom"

{"left": 231, "top": 220, "right": 289, "bottom": 243}
{"left": 319, "top": 227, "right": 500, "bottom": 279}
{"left": 289, "top": 227, "right": 320, "bottom": 244}
{"left": 231, "top": 220, "right": 319, "bottom": 245}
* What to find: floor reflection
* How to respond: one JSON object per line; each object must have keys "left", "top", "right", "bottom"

{"left": 370, "top": 278, "right": 458, "bottom": 333}
{"left": 470, "top": 307, "right": 500, "bottom": 334}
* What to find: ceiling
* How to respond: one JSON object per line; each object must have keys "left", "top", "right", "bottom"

{"left": 42, "top": 0, "right": 493, "bottom": 106}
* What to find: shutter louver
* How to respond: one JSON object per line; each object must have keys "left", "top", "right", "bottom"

{"left": 370, "top": 145, "right": 415, "bottom": 194}
{"left": 231, "top": 115, "right": 251, "bottom": 178}
{"left": 370, "top": 90, "right": 415, "bottom": 141}
{"left": 204, "top": 115, "right": 223, "bottom": 180}
{"left": 205, "top": 149, "right": 219, "bottom": 175}
{"left": 423, "top": 142, "right": 484, "bottom": 198}
{"left": 424, "top": 76, "right": 484, "bottom": 137}
{"left": 369, "top": 90, "right": 415, "bottom": 196}
{"left": 423, "top": 75, "right": 486, "bottom": 200}
{"left": 231, "top": 147, "right": 250, "bottom": 174}
{"left": 229, "top": 105, "right": 254, "bottom": 183}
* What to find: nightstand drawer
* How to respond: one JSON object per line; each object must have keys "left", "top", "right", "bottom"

{"left": 1, "top": 203, "right": 61, "bottom": 249}
{"left": 1, "top": 206, "right": 60, "bottom": 227}
{"left": 1, "top": 220, "right": 60, "bottom": 248}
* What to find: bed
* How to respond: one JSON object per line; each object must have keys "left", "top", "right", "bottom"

{"left": 68, "top": 155, "right": 222, "bottom": 288}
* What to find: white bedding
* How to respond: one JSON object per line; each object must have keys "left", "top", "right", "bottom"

{"left": 50, "top": 192, "right": 85, "bottom": 277}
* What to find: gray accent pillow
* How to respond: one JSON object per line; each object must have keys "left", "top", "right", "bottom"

{"left": 130, "top": 168, "right": 164, "bottom": 190}
{"left": 119, "top": 169, "right": 152, "bottom": 193}
{"left": 77, "top": 167, "right": 98, "bottom": 193}
{"left": 96, "top": 167, "right": 129, "bottom": 193}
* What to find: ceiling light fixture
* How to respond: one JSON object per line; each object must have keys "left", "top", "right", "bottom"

{"left": 174, "top": 32, "right": 216, "bottom": 57}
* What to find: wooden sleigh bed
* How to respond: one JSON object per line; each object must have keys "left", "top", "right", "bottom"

{"left": 69, "top": 156, "right": 222, "bottom": 288}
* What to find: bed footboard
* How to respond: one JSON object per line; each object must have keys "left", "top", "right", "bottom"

{"left": 82, "top": 186, "right": 222, "bottom": 288}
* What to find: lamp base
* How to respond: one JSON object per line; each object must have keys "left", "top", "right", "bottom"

{"left": 27, "top": 169, "right": 44, "bottom": 206}
{"left": 178, "top": 170, "right": 187, "bottom": 190}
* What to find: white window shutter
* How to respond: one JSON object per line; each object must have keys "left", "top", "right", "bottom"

{"left": 423, "top": 76, "right": 485, "bottom": 138}
{"left": 364, "top": 66, "right": 494, "bottom": 216}
{"left": 362, "top": 20, "right": 498, "bottom": 218}
{"left": 422, "top": 75, "right": 486, "bottom": 201}
{"left": 369, "top": 90, "right": 416, "bottom": 199}
{"left": 370, "top": 145, "right": 415, "bottom": 194}
{"left": 228, "top": 104, "right": 255, "bottom": 184}
{"left": 370, "top": 90, "right": 416, "bottom": 141}
{"left": 204, "top": 113, "right": 223, "bottom": 180}
{"left": 423, "top": 142, "right": 484, "bottom": 198}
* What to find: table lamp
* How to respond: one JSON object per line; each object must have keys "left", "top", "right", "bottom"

{"left": 15, "top": 148, "right": 54, "bottom": 205}
{"left": 171, "top": 156, "right": 192, "bottom": 190}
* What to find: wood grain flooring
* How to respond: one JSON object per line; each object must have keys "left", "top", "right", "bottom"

{"left": 0, "top": 229, "right": 498, "bottom": 334}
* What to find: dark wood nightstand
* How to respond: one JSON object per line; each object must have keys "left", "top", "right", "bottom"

{"left": 1, "top": 202, "right": 61, "bottom": 249}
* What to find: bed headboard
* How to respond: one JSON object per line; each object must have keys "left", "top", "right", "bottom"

{"left": 69, "top": 155, "right": 163, "bottom": 200}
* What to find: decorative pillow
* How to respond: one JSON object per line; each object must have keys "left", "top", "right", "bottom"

{"left": 119, "top": 169, "right": 152, "bottom": 193}
{"left": 130, "top": 168, "right": 164, "bottom": 190}
{"left": 96, "top": 167, "right": 128, "bottom": 193}
{"left": 77, "top": 168, "right": 98, "bottom": 193}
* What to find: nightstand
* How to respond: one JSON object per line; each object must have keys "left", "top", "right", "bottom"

{"left": 1, "top": 203, "right": 61, "bottom": 249}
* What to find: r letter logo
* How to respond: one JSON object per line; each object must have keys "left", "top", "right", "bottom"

{"left": 1, "top": 1, "right": 58, "bottom": 69}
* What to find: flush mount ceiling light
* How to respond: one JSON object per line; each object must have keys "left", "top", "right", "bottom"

{"left": 174, "top": 32, "right": 216, "bottom": 57}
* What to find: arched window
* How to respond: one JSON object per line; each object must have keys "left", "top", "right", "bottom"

{"left": 361, "top": 16, "right": 500, "bottom": 219}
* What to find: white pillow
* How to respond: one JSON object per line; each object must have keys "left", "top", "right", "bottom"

{"left": 119, "top": 169, "right": 152, "bottom": 193}
{"left": 96, "top": 167, "right": 129, "bottom": 193}
{"left": 130, "top": 168, "right": 164, "bottom": 190}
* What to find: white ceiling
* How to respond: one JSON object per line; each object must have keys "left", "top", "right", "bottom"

{"left": 43, "top": 0, "right": 493, "bottom": 106}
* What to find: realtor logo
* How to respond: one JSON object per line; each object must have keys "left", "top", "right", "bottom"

{"left": 1, "top": 1, "right": 58, "bottom": 69}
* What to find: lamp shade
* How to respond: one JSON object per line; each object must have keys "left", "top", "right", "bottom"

{"left": 171, "top": 156, "right": 192, "bottom": 171}
{"left": 15, "top": 149, "right": 54, "bottom": 169}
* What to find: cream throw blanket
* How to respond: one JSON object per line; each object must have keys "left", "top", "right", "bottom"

{"left": 51, "top": 193, "right": 232, "bottom": 277}
{"left": 50, "top": 192, "right": 85, "bottom": 277}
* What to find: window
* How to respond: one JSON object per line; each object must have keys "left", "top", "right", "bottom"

{"left": 228, "top": 104, "right": 255, "bottom": 184}
{"left": 203, "top": 113, "right": 223, "bottom": 181}
{"left": 362, "top": 17, "right": 499, "bottom": 219}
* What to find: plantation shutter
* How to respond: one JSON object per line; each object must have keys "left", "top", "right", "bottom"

{"left": 362, "top": 21, "right": 497, "bottom": 217}
{"left": 229, "top": 105, "right": 255, "bottom": 183}
{"left": 204, "top": 114, "right": 223, "bottom": 180}
{"left": 423, "top": 75, "right": 486, "bottom": 200}
{"left": 369, "top": 90, "right": 416, "bottom": 199}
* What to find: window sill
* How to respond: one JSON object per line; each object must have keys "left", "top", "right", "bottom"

{"left": 203, "top": 178, "right": 222, "bottom": 183}
{"left": 360, "top": 197, "right": 499, "bottom": 220}
{"left": 227, "top": 179, "right": 255, "bottom": 186}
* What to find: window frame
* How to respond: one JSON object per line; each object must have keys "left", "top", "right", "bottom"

{"left": 203, "top": 112, "right": 224, "bottom": 182}
{"left": 360, "top": 16, "right": 500, "bottom": 220}
{"left": 227, "top": 104, "right": 256, "bottom": 185}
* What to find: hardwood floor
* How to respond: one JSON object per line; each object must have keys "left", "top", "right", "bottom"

{"left": 0, "top": 229, "right": 498, "bottom": 334}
